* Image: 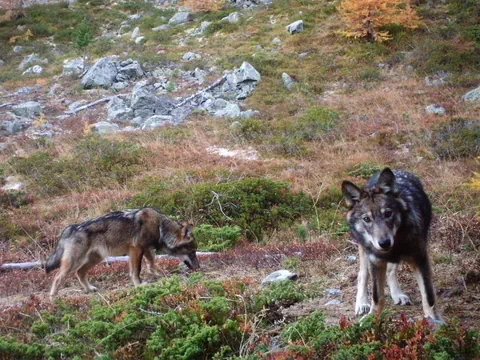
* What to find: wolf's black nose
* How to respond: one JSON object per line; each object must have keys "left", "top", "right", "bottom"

{"left": 379, "top": 239, "right": 391, "bottom": 249}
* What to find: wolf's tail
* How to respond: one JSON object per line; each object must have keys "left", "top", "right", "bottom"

{"left": 45, "top": 245, "right": 64, "bottom": 273}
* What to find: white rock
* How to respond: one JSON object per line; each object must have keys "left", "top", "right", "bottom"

{"left": 425, "top": 104, "right": 446, "bottom": 116}
{"left": 282, "top": 72, "right": 296, "bottom": 90}
{"left": 22, "top": 65, "right": 43, "bottom": 76}
{"left": 135, "top": 36, "right": 147, "bottom": 44}
{"left": 131, "top": 27, "right": 140, "bottom": 39}
{"left": 91, "top": 122, "right": 120, "bottom": 135}
{"left": 141, "top": 115, "right": 173, "bottom": 130}
{"left": 2, "top": 176, "right": 26, "bottom": 192}
{"left": 168, "top": 11, "right": 193, "bottom": 26}
{"left": 463, "top": 87, "right": 480, "bottom": 102}
{"left": 261, "top": 270, "right": 298, "bottom": 285}
{"left": 11, "top": 101, "right": 42, "bottom": 118}
{"left": 183, "top": 52, "right": 202, "bottom": 61}
{"left": 63, "top": 58, "right": 86, "bottom": 76}
{"left": 221, "top": 12, "right": 243, "bottom": 24}
{"left": 286, "top": 20, "right": 304, "bottom": 34}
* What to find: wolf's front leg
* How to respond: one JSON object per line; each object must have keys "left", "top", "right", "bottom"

{"left": 369, "top": 260, "right": 387, "bottom": 315}
{"left": 129, "top": 247, "right": 144, "bottom": 287}
{"left": 355, "top": 246, "right": 371, "bottom": 315}
{"left": 144, "top": 248, "right": 162, "bottom": 277}
{"left": 387, "top": 263, "right": 412, "bottom": 305}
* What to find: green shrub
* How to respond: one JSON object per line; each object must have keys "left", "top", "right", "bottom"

{"left": 194, "top": 224, "right": 242, "bottom": 252}
{"left": 430, "top": 119, "right": 480, "bottom": 159}
{"left": 9, "top": 137, "right": 146, "bottom": 196}
{"left": 347, "top": 163, "right": 383, "bottom": 179}
{"left": 293, "top": 106, "right": 340, "bottom": 141}
{"left": 238, "top": 119, "right": 270, "bottom": 141}
{"left": 255, "top": 281, "right": 306, "bottom": 312}
{"left": 129, "top": 178, "right": 312, "bottom": 240}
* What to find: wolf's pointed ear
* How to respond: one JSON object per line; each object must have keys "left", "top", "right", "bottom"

{"left": 377, "top": 168, "right": 397, "bottom": 194}
{"left": 181, "top": 222, "right": 194, "bottom": 239}
{"left": 342, "top": 181, "right": 362, "bottom": 208}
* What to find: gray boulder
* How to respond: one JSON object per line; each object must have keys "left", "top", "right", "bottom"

{"left": 81, "top": 57, "right": 118, "bottom": 89}
{"left": 463, "top": 87, "right": 480, "bottom": 102}
{"left": 13, "top": 45, "right": 24, "bottom": 54}
{"left": 22, "top": 65, "right": 43, "bottom": 76}
{"left": 235, "top": 61, "right": 261, "bottom": 82}
{"left": 141, "top": 115, "right": 173, "bottom": 130}
{"left": 131, "top": 27, "right": 140, "bottom": 39}
{"left": 116, "top": 60, "right": 144, "bottom": 82}
{"left": 63, "top": 58, "right": 86, "bottom": 76}
{"left": 131, "top": 80, "right": 174, "bottom": 119}
{"left": 11, "top": 101, "right": 42, "bottom": 118}
{"left": 1, "top": 176, "right": 26, "bottom": 192}
{"left": 0, "top": 59, "right": 4, "bottom": 68}
{"left": 211, "top": 99, "right": 241, "bottom": 118}
{"left": 14, "top": 86, "right": 40, "bottom": 96}
{"left": 261, "top": 270, "right": 298, "bottom": 285}
{"left": 18, "top": 53, "right": 48, "bottom": 71}
{"left": 183, "top": 52, "right": 202, "bottom": 61}
{"left": 135, "top": 36, "right": 147, "bottom": 45}
{"left": 112, "top": 82, "right": 129, "bottom": 91}
{"left": 272, "top": 37, "right": 282, "bottom": 45}
{"left": 48, "top": 83, "right": 63, "bottom": 97}
{"left": 1, "top": 115, "right": 33, "bottom": 135}
{"left": 221, "top": 12, "right": 243, "bottom": 24}
{"left": 286, "top": 20, "right": 304, "bottom": 34}
{"left": 282, "top": 72, "right": 296, "bottom": 90}
{"left": 426, "top": 104, "right": 446, "bottom": 116}
{"left": 107, "top": 96, "right": 133, "bottom": 123}
{"left": 91, "top": 122, "right": 120, "bottom": 135}
{"left": 168, "top": 11, "right": 193, "bottom": 26}
{"left": 152, "top": 24, "right": 171, "bottom": 32}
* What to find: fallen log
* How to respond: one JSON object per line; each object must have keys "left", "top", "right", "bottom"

{"left": 64, "top": 96, "right": 114, "bottom": 115}
{"left": 0, "top": 252, "right": 216, "bottom": 272}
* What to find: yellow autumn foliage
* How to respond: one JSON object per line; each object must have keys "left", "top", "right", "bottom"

{"left": 339, "top": 0, "right": 422, "bottom": 42}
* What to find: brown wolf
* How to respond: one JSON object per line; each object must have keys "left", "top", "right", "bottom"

{"left": 342, "top": 168, "right": 441, "bottom": 321}
{"left": 45, "top": 208, "right": 199, "bottom": 297}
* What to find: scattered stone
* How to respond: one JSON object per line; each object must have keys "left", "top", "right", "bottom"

{"left": 193, "top": 68, "right": 207, "bottom": 84}
{"left": 63, "top": 58, "right": 87, "bottom": 76}
{"left": 426, "top": 104, "right": 446, "bottom": 116}
{"left": 0, "top": 143, "right": 8, "bottom": 152}
{"left": 198, "top": 21, "right": 212, "bottom": 35}
{"left": 463, "top": 86, "right": 480, "bottom": 102}
{"left": 48, "top": 84, "right": 63, "bottom": 97}
{"left": 240, "top": 109, "right": 260, "bottom": 119}
{"left": 13, "top": 45, "right": 24, "bottom": 54}
{"left": 221, "top": 11, "right": 243, "bottom": 24}
{"left": 152, "top": 24, "right": 171, "bottom": 32}
{"left": 107, "top": 96, "right": 133, "bottom": 123}
{"left": 347, "top": 255, "right": 357, "bottom": 262}
{"left": 262, "top": 270, "right": 298, "bottom": 285}
{"left": 116, "top": 59, "right": 144, "bottom": 82}
{"left": 18, "top": 53, "right": 48, "bottom": 71}
{"left": 90, "top": 121, "right": 120, "bottom": 135}
{"left": 1, "top": 176, "right": 26, "bottom": 192}
{"left": 298, "top": 52, "right": 309, "bottom": 58}
{"left": 135, "top": 36, "right": 147, "bottom": 45}
{"left": 230, "top": 0, "right": 273, "bottom": 8}
{"left": 112, "top": 82, "right": 129, "bottom": 91}
{"left": 325, "top": 299, "right": 342, "bottom": 307}
{"left": 22, "top": 65, "right": 43, "bottom": 76}
{"left": 168, "top": 11, "right": 193, "bottom": 26}
{"left": 11, "top": 101, "right": 42, "bottom": 118}
{"left": 0, "top": 116, "right": 33, "bottom": 135}
{"left": 14, "top": 86, "right": 40, "bottom": 96}
{"left": 213, "top": 101, "right": 241, "bottom": 118}
{"left": 230, "top": 121, "right": 242, "bottom": 130}
{"left": 271, "top": 37, "right": 282, "bottom": 45}
{"left": 235, "top": 61, "right": 261, "bottom": 82}
{"left": 282, "top": 72, "right": 296, "bottom": 90}
{"left": 81, "top": 57, "right": 118, "bottom": 89}
{"left": 122, "top": 126, "right": 137, "bottom": 132}
{"left": 183, "top": 52, "right": 202, "bottom": 61}
{"left": 0, "top": 59, "right": 4, "bottom": 68}
{"left": 129, "top": 14, "right": 143, "bottom": 21}
{"left": 118, "top": 23, "right": 132, "bottom": 35}
{"left": 141, "top": 115, "right": 173, "bottom": 130}
{"left": 286, "top": 20, "right": 304, "bottom": 34}
{"left": 326, "top": 289, "right": 343, "bottom": 297}
{"left": 131, "top": 27, "right": 140, "bottom": 40}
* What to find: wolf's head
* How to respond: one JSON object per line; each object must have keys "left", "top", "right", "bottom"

{"left": 342, "top": 168, "right": 407, "bottom": 253}
{"left": 160, "top": 220, "right": 200, "bottom": 270}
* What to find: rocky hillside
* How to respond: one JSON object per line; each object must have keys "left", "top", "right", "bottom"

{"left": 0, "top": 0, "right": 479, "bottom": 358}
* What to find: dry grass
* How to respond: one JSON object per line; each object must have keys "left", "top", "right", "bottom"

{"left": 182, "top": 0, "right": 225, "bottom": 13}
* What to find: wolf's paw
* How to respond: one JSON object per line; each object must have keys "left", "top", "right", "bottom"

{"left": 392, "top": 293, "right": 412, "bottom": 306}
{"left": 355, "top": 303, "right": 371, "bottom": 315}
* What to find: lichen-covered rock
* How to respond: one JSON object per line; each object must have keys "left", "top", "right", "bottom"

{"left": 168, "top": 11, "right": 193, "bottom": 26}
{"left": 11, "top": 101, "right": 42, "bottom": 118}
{"left": 262, "top": 270, "right": 298, "bottom": 285}
{"left": 286, "top": 20, "right": 304, "bottom": 34}
{"left": 81, "top": 57, "right": 118, "bottom": 89}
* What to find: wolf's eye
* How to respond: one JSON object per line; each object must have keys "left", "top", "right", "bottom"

{"left": 363, "top": 216, "right": 371, "bottom": 223}
{"left": 384, "top": 210, "right": 393, "bottom": 218}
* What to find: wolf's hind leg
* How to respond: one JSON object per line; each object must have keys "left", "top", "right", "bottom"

{"left": 129, "top": 247, "right": 144, "bottom": 287}
{"left": 412, "top": 255, "right": 441, "bottom": 321}
{"left": 76, "top": 252, "right": 103, "bottom": 293}
{"left": 144, "top": 248, "right": 161, "bottom": 277}
{"left": 355, "top": 246, "right": 371, "bottom": 315}
{"left": 49, "top": 257, "right": 73, "bottom": 298}
{"left": 387, "top": 263, "right": 412, "bottom": 305}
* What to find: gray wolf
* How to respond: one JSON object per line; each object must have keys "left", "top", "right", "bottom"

{"left": 342, "top": 168, "right": 441, "bottom": 320}
{"left": 45, "top": 208, "right": 199, "bottom": 297}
